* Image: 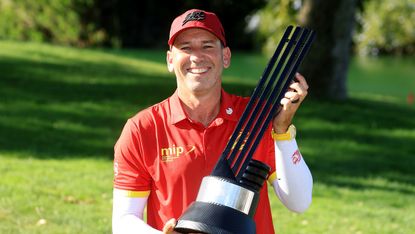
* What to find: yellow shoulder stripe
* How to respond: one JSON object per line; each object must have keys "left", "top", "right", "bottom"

{"left": 113, "top": 188, "right": 150, "bottom": 198}
{"left": 267, "top": 172, "right": 277, "bottom": 184}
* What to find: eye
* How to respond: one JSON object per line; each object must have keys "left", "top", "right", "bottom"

{"left": 178, "top": 45, "right": 191, "bottom": 51}
{"left": 203, "top": 44, "right": 214, "bottom": 49}
{"left": 180, "top": 46, "right": 190, "bottom": 51}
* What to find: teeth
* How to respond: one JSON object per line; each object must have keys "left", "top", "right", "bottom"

{"left": 189, "top": 68, "right": 208, "bottom": 74}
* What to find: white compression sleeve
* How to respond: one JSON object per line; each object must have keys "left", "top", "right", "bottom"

{"left": 272, "top": 139, "right": 313, "bottom": 213}
{"left": 112, "top": 189, "right": 162, "bottom": 234}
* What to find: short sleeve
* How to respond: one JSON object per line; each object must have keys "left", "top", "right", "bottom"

{"left": 113, "top": 119, "right": 152, "bottom": 191}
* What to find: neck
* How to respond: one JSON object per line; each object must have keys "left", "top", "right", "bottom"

{"left": 178, "top": 88, "right": 221, "bottom": 127}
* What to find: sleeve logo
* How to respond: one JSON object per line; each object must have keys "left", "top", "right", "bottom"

{"left": 291, "top": 149, "right": 302, "bottom": 165}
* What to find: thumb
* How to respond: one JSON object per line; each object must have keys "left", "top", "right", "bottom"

{"left": 162, "top": 218, "right": 177, "bottom": 234}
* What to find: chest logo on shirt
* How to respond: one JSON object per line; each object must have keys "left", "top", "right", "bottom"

{"left": 161, "top": 144, "right": 196, "bottom": 162}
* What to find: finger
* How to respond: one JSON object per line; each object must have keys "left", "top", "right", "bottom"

{"left": 295, "top": 73, "right": 309, "bottom": 90}
{"left": 289, "top": 82, "right": 307, "bottom": 97}
{"left": 280, "top": 97, "right": 291, "bottom": 109}
{"left": 163, "top": 219, "right": 177, "bottom": 234}
{"left": 284, "top": 91, "right": 301, "bottom": 103}
{"left": 284, "top": 91, "right": 299, "bottom": 99}
{"left": 291, "top": 98, "right": 300, "bottom": 104}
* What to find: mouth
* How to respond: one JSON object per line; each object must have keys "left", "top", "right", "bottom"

{"left": 187, "top": 67, "right": 210, "bottom": 74}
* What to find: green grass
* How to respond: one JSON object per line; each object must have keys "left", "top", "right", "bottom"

{"left": 0, "top": 41, "right": 414, "bottom": 233}
{"left": 348, "top": 56, "right": 415, "bottom": 101}
{"left": 0, "top": 157, "right": 111, "bottom": 234}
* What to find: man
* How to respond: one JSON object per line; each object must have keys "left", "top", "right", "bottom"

{"left": 112, "top": 9, "right": 313, "bottom": 234}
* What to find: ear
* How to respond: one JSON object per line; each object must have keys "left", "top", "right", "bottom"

{"left": 166, "top": 50, "right": 174, "bottom": 72}
{"left": 222, "top": 47, "right": 231, "bottom": 68}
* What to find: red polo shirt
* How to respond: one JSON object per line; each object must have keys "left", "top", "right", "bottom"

{"left": 114, "top": 89, "right": 276, "bottom": 233}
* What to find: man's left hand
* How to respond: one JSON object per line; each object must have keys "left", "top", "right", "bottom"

{"left": 272, "top": 73, "right": 309, "bottom": 133}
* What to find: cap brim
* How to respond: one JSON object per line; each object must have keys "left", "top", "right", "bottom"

{"left": 168, "top": 27, "right": 225, "bottom": 46}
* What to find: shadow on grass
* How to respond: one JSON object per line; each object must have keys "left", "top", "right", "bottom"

{"left": 0, "top": 55, "right": 176, "bottom": 159}
{"left": 0, "top": 54, "right": 256, "bottom": 160}
{"left": 296, "top": 98, "right": 415, "bottom": 189}
{"left": 1, "top": 47, "right": 414, "bottom": 191}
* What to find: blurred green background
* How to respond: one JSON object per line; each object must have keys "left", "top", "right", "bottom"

{"left": 0, "top": 0, "right": 414, "bottom": 233}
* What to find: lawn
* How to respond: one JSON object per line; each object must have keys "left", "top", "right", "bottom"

{"left": 0, "top": 41, "right": 414, "bottom": 234}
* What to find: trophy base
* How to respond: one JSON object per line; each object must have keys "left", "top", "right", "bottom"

{"left": 174, "top": 201, "right": 256, "bottom": 234}
{"left": 175, "top": 160, "right": 270, "bottom": 234}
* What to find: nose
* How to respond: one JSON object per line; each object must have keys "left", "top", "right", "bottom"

{"left": 189, "top": 49, "right": 205, "bottom": 63}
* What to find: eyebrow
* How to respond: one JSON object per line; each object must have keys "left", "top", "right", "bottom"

{"left": 201, "top": 40, "right": 216, "bottom": 44}
{"left": 176, "top": 39, "right": 218, "bottom": 46}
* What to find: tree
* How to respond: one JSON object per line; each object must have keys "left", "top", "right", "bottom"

{"left": 256, "top": 0, "right": 358, "bottom": 100}
{"left": 298, "top": 0, "right": 358, "bottom": 100}
{"left": 355, "top": 0, "right": 415, "bottom": 56}
{"left": 95, "top": 0, "right": 267, "bottom": 49}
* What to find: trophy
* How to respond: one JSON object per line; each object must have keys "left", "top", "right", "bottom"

{"left": 175, "top": 25, "right": 315, "bottom": 234}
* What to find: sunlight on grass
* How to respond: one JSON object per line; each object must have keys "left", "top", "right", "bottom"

{"left": 0, "top": 41, "right": 170, "bottom": 85}
{"left": 0, "top": 157, "right": 113, "bottom": 234}
{"left": 348, "top": 56, "right": 415, "bottom": 102}
{"left": 0, "top": 41, "right": 414, "bottom": 233}
{"left": 270, "top": 177, "right": 415, "bottom": 234}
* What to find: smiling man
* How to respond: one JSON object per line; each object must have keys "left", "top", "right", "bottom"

{"left": 112, "top": 9, "right": 313, "bottom": 234}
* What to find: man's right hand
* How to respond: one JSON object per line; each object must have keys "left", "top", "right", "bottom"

{"left": 162, "top": 218, "right": 180, "bottom": 234}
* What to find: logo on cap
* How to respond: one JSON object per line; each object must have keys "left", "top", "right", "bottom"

{"left": 182, "top": 11, "right": 206, "bottom": 26}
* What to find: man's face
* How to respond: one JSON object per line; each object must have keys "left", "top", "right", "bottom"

{"left": 167, "top": 28, "right": 231, "bottom": 96}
